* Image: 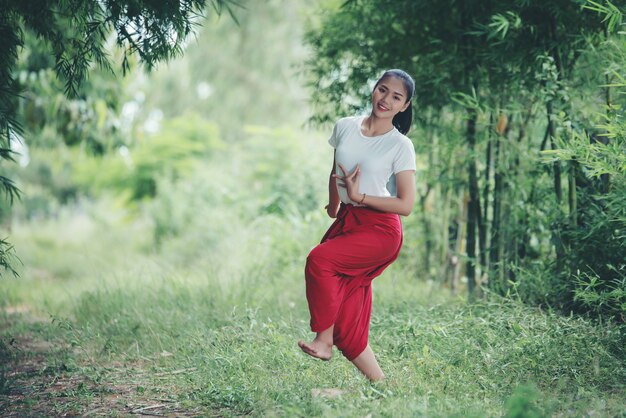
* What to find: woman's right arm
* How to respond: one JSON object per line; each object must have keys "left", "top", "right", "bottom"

{"left": 326, "top": 151, "right": 340, "bottom": 218}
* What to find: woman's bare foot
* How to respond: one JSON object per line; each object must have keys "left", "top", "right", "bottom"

{"left": 298, "top": 325, "right": 334, "bottom": 360}
{"left": 298, "top": 338, "right": 332, "bottom": 360}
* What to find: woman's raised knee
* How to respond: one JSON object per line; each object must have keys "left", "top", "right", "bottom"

{"left": 305, "top": 248, "right": 333, "bottom": 279}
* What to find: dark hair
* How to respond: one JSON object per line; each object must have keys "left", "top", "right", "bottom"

{"left": 374, "top": 69, "right": 415, "bottom": 135}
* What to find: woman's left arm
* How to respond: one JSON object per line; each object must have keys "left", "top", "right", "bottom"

{"left": 337, "top": 164, "right": 416, "bottom": 216}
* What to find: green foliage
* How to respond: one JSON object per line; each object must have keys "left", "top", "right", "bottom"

{"left": 0, "top": 0, "right": 240, "bottom": 276}
{"left": 503, "top": 384, "right": 543, "bottom": 418}
{"left": 75, "top": 114, "right": 223, "bottom": 201}
{"left": 0, "top": 239, "right": 20, "bottom": 278}
{"left": 6, "top": 33, "right": 131, "bottom": 220}
{"left": 540, "top": 120, "right": 626, "bottom": 319}
{"left": 574, "top": 271, "right": 626, "bottom": 317}
{"left": 542, "top": 125, "right": 626, "bottom": 179}
{"left": 584, "top": 0, "right": 624, "bottom": 33}
{"left": 3, "top": 0, "right": 238, "bottom": 96}
{"left": 6, "top": 113, "right": 224, "bottom": 220}
{"left": 484, "top": 12, "right": 523, "bottom": 41}
{"left": 146, "top": 124, "right": 328, "bottom": 257}
{"left": 566, "top": 187, "right": 625, "bottom": 317}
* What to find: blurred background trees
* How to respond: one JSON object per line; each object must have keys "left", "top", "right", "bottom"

{"left": 0, "top": 0, "right": 239, "bottom": 271}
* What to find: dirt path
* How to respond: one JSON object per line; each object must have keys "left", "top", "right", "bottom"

{"left": 0, "top": 309, "right": 207, "bottom": 417}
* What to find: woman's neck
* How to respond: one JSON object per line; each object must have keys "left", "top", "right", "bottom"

{"left": 361, "top": 114, "right": 394, "bottom": 137}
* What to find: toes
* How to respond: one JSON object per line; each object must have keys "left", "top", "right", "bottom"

{"left": 300, "top": 342, "right": 317, "bottom": 353}
{"left": 298, "top": 340, "right": 332, "bottom": 361}
{"left": 298, "top": 341, "right": 317, "bottom": 355}
{"left": 298, "top": 341, "right": 312, "bottom": 351}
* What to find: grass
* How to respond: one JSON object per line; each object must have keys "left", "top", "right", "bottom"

{"left": 1, "top": 127, "right": 625, "bottom": 416}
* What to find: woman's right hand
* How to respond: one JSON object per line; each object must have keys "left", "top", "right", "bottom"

{"left": 325, "top": 203, "right": 339, "bottom": 218}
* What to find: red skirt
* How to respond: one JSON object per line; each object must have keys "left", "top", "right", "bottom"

{"left": 305, "top": 203, "right": 402, "bottom": 360}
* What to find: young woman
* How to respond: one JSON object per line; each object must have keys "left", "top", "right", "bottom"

{"left": 298, "top": 69, "right": 417, "bottom": 381}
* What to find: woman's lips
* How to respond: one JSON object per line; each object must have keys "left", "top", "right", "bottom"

{"left": 377, "top": 103, "right": 389, "bottom": 111}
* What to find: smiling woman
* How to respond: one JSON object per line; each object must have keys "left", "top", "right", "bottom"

{"left": 298, "top": 69, "right": 417, "bottom": 381}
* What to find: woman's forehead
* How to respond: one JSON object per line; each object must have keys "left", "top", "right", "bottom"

{"left": 379, "top": 76, "right": 407, "bottom": 96}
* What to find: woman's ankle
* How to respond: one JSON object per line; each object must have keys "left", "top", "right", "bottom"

{"left": 315, "top": 325, "right": 334, "bottom": 346}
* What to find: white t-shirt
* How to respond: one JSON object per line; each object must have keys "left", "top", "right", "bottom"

{"left": 328, "top": 115, "right": 416, "bottom": 206}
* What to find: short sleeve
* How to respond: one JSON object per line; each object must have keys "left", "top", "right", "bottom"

{"left": 393, "top": 137, "right": 417, "bottom": 174}
{"left": 327, "top": 122, "right": 339, "bottom": 148}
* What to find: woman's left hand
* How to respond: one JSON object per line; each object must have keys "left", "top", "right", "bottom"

{"left": 334, "top": 163, "right": 362, "bottom": 202}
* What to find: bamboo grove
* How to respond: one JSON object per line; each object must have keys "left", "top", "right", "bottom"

{"left": 306, "top": 0, "right": 626, "bottom": 320}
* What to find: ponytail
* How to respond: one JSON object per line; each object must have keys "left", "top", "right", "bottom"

{"left": 375, "top": 69, "right": 415, "bottom": 135}
{"left": 393, "top": 104, "right": 412, "bottom": 135}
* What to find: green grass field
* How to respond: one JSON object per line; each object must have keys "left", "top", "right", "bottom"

{"left": 1, "top": 201, "right": 625, "bottom": 417}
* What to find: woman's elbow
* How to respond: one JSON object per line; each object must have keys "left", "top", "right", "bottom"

{"left": 394, "top": 195, "right": 414, "bottom": 216}
{"left": 399, "top": 203, "right": 414, "bottom": 216}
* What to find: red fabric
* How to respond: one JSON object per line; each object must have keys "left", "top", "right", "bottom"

{"left": 305, "top": 203, "right": 402, "bottom": 360}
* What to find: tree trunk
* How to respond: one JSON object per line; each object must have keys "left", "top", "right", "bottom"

{"left": 420, "top": 184, "right": 433, "bottom": 280}
{"left": 489, "top": 114, "right": 507, "bottom": 293}
{"left": 441, "top": 188, "right": 451, "bottom": 271}
{"left": 540, "top": 125, "right": 550, "bottom": 151}
{"left": 601, "top": 33, "right": 611, "bottom": 193}
{"left": 498, "top": 191, "right": 508, "bottom": 290}
{"left": 516, "top": 116, "right": 533, "bottom": 263}
{"left": 546, "top": 101, "right": 563, "bottom": 204}
{"left": 452, "top": 192, "right": 468, "bottom": 296}
{"left": 480, "top": 114, "right": 493, "bottom": 278}
{"left": 568, "top": 161, "right": 578, "bottom": 226}
{"left": 466, "top": 108, "right": 479, "bottom": 298}
{"left": 418, "top": 119, "right": 435, "bottom": 280}
{"left": 441, "top": 145, "right": 455, "bottom": 284}
{"left": 507, "top": 109, "right": 532, "bottom": 281}
{"left": 546, "top": 101, "right": 565, "bottom": 269}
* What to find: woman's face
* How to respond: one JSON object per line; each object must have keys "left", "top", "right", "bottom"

{"left": 371, "top": 76, "right": 410, "bottom": 119}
